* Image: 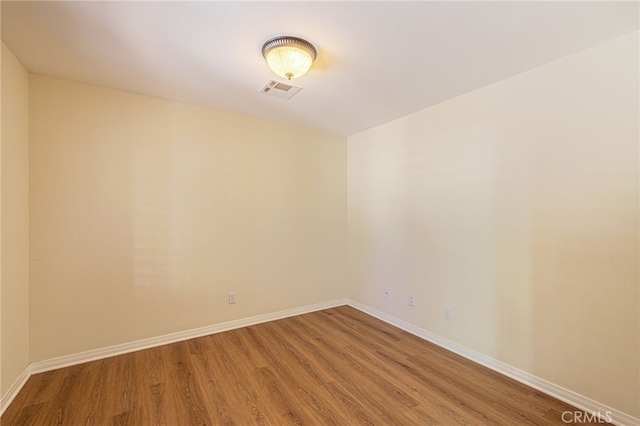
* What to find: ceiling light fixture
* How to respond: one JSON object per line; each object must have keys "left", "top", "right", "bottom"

{"left": 262, "top": 36, "right": 317, "bottom": 80}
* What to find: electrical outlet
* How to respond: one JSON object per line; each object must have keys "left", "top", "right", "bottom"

{"left": 384, "top": 289, "right": 390, "bottom": 299}
{"left": 228, "top": 292, "right": 236, "bottom": 304}
{"left": 444, "top": 307, "right": 452, "bottom": 321}
{"left": 409, "top": 295, "right": 415, "bottom": 307}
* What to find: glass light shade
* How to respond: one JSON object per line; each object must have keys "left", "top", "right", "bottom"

{"left": 265, "top": 46, "right": 313, "bottom": 80}
{"left": 262, "top": 36, "right": 317, "bottom": 80}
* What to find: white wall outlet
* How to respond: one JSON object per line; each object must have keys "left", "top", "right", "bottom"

{"left": 228, "top": 292, "right": 236, "bottom": 304}
{"left": 384, "top": 289, "right": 390, "bottom": 299}
{"left": 409, "top": 295, "right": 415, "bottom": 307}
{"left": 444, "top": 306, "right": 452, "bottom": 321}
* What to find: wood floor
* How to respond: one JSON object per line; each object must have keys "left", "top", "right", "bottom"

{"left": 3, "top": 306, "right": 594, "bottom": 425}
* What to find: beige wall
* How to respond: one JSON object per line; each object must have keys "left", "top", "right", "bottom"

{"left": 348, "top": 32, "right": 639, "bottom": 417}
{"left": 1, "top": 43, "right": 30, "bottom": 396}
{"left": 29, "top": 74, "right": 347, "bottom": 361}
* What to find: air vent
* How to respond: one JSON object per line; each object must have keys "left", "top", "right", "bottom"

{"left": 259, "top": 80, "right": 302, "bottom": 100}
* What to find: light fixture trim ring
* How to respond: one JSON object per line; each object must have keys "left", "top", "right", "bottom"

{"left": 261, "top": 36, "right": 317, "bottom": 62}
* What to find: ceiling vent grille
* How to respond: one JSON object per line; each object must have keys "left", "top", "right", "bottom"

{"left": 259, "top": 80, "right": 302, "bottom": 100}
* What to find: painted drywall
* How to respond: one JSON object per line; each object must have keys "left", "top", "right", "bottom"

{"left": 1, "top": 43, "right": 30, "bottom": 396}
{"left": 348, "top": 32, "right": 639, "bottom": 417}
{"left": 29, "top": 75, "right": 347, "bottom": 361}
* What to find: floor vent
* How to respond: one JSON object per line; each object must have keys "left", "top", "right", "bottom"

{"left": 259, "top": 80, "right": 302, "bottom": 99}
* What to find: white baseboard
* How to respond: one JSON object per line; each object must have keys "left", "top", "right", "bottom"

{"left": 0, "top": 298, "right": 348, "bottom": 416}
{"left": 347, "top": 299, "right": 639, "bottom": 426}
{"left": 2, "top": 297, "right": 637, "bottom": 426}
{"left": 0, "top": 365, "right": 31, "bottom": 416}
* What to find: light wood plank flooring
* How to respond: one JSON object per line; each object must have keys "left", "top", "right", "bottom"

{"left": 2, "top": 306, "right": 595, "bottom": 425}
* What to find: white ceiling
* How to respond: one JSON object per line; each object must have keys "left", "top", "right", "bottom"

{"left": 2, "top": 1, "right": 638, "bottom": 136}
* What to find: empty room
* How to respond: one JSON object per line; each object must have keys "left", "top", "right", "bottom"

{"left": 1, "top": 1, "right": 638, "bottom": 425}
